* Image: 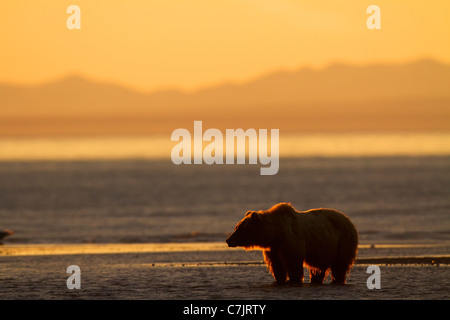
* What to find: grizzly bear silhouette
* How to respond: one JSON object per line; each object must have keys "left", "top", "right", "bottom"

{"left": 226, "top": 203, "right": 358, "bottom": 284}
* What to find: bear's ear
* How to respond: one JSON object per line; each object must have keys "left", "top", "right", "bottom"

{"left": 245, "top": 211, "right": 253, "bottom": 217}
{"left": 249, "top": 212, "right": 262, "bottom": 221}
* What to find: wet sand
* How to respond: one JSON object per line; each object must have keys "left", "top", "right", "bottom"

{"left": 1, "top": 242, "right": 449, "bottom": 257}
{"left": 0, "top": 242, "right": 449, "bottom": 300}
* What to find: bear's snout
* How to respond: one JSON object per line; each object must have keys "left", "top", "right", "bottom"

{"left": 226, "top": 235, "right": 237, "bottom": 247}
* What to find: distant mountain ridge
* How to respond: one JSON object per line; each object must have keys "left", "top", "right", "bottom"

{"left": 1, "top": 59, "right": 449, "bottom": 136}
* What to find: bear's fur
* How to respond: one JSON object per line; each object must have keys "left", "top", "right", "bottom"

{"left": 226, "top": 203, "right": 358, "bottom": 284}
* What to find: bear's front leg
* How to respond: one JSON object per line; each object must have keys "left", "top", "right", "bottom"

{"left": 263, "top": 249, "right": 287, "bottom": 283}
{"left": 279, "top": 250, "right": 304, "bottom": 283}
{"left": 286, "top": 260, "right": 304, "bottom": 283}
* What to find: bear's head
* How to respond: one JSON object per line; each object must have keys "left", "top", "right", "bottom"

{"left": 226, "top": 211, "right": 268, "bottom": 249}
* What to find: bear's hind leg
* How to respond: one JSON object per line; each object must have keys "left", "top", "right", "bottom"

{"left": 331, "top": 265, "right": 348, "bottom": 284}
{"left": 263, "top": 249, "right": 287, "bottom": 283}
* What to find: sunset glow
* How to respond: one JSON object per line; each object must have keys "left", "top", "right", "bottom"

{"left": 0, "top": 0, "right": 449, "bottom": 91}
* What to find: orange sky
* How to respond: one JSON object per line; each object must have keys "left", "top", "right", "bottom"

{"left": 0, "top": 0, "right": 449, "bottom": 92}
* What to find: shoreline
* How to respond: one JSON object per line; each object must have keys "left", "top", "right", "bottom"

{"left": 1, "top": 242, "right": 449, "bottom": 265}
{"left": 146, "top": 256, "right": 450, "bottom": 267}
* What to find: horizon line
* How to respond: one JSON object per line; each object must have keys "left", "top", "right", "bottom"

{"left": 0, "top": 56, "right": 447, "bottom": 95}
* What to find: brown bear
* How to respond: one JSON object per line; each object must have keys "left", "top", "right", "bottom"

{"left": 226, "top": 203, "right": 358, "bottom": 284}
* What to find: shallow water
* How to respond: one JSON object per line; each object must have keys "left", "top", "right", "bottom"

{"left": 0, "top": 156, "right": 449, "bottom": 245}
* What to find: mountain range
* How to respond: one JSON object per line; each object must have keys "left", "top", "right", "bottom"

{"left": 1, "top": 59, "right": 449, "bottom": 136}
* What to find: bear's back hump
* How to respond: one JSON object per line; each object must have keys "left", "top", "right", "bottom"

{"left": 299, "top": 208, "right": 355, "bottom": 232}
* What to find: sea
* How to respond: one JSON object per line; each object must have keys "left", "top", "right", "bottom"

{"left": 0, "top": 133, "right": 449, "bottom": 247}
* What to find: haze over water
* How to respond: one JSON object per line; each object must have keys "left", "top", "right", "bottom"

{"left": 1, "top": 132, "right": 449, "bottom": 161}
